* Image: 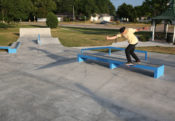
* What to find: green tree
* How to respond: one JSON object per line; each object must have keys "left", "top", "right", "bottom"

{"left": 81, "top": 0, "right": 97, "bottom": 18}
{"left": 46, "top": 12, "right": 58, "bottom": 28}
{"left": 116, "top": 0, "right": 171, "bottom": 22}
{"left": 141, "top": 0, "right": 170, "bottom": 17}
{"left": 31, "top": 0, "right": 56, "bottom": 18}
{"left": 108, "top": 1, "right": 116, "bottom": 16}
{"left": 56, "top": 0, "right": 74, "bottom": 14}
{"left": 0, "top": 0, "right": 33, "bottom": 22}
{"left": 134, "top": 6, "right": 143, "bottom": 19}
{"left": 95, "top": 0, "right": 115, "bottom": 15}
{"left": 0, "top": 0, "right": 116, "bottom": 22}
{"left": 54, "top": 0, "right": 115, "bottom": 20}
{"left": 117, "top": 3, "right": 136, "bottom": 22}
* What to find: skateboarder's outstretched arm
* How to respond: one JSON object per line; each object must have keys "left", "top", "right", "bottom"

{"left": 106, "top": 34, "right": 121, "bottom": 40}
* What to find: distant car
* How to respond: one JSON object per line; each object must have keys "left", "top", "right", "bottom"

{"left": 100, "top": 21, "right": 109, "bottom": 24}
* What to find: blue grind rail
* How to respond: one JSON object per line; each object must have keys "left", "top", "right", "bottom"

{"left": 78, "top": 47, "right": 164, "bottom": 79}
{"left": 0, "top": 42, "right": 21, "bottom": 54}
{"left": 81, "top": 46, "right": 148, "bottom": 60}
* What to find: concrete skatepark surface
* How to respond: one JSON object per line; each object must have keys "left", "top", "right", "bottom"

{"left": 0, "top": 29, "right": 175, "bottom": 121}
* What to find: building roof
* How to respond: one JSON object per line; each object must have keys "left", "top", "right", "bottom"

{"left": 152, "top": 0, "right": 175, "bottom": 21}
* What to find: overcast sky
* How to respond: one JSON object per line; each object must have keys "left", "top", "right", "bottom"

{"left": 110, "top": 0, "right": 145, "bottom": 9}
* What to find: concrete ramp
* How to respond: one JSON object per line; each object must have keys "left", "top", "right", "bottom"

{"left": 20, "top": 28, "right": 51, "bottom": 38}
{"left": 20, "top": 28, "right": 61, "bottom": 45}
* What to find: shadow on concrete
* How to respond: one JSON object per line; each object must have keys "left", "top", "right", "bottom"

{"left": 85, "top": 60, "right": 154, "bottom": 78}
{"left": 75, "top": 83, "right": 156, "bottom": 121}
{"left": 83, "top": 60, "right": 154, "bottom": 78}
{"left": 38, "top": 58, "right": 76, "bottom": 70}
{"left": 29, "top": 47, "right": 77, "bottom": 70}
{"left": 121, "top": 66, "right": 154, "bottom": 78}
{"left": 32, "top": 40, "right": 38, "bottom": 44}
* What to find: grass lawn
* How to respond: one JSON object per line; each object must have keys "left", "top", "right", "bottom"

{"left": 0, "top": 28, "right": 19, "bottom": 46}
{"left": 52, "top": 27, "right": 126, "bottom": 47}
{"left": 93, "top": 47, "right": 175, "bottom": 55}
{"left": 137, "top": 46, "right": 175, "bottom": 55}
{"left": 0, "top": 22, "right": 174, "bottom": 54}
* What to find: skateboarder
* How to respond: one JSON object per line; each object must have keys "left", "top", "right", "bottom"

{"left": 106, "top": 26, "right": 148, "bottom": 66}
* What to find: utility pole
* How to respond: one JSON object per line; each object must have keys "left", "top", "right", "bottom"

{"left": 73, "top": 0, "right": 75, "bottom": 21}
{"left": 73, "top": 5, "right": 75, "bottom": 21}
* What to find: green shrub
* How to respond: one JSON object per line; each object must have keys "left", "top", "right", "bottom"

{"left": 46, "top": 12, "right": 58, "bottom": 28}
{"left": 155, "top": 32, "right": 166, "bottom": 40}
{"left": 0, "top": 22, "right": 9, "bottom": 28}
{"left": 136, "top": 32, "right": 152, "bottom": 42}
{"left": 64, "top": 17, "right": 71, "bottom": 22}
{"left": 137, "top": 35, "right": 150, "bottom": 42}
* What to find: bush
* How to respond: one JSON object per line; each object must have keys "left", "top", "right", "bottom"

{"left": 0, "top": 22, "right": 9, "bottom": 28}
{"left": 155, "top": 32, "right": 166, "bottom": 40}
{"left": 46, "top": 12, "right": 58, "bottom": 28}
{"left": 138, "top": 35, "right": 150, "bottom": 42}
{"left": 136, "top": 32, "right": 152, "bottom": 42}
{"left": 116, "top": 20, "right": 120, "bottom": 24}
{"left": 64, "top": 17, "right": 71, "bottom": 22}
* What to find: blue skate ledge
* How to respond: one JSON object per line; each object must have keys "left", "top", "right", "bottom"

{"left": 78, "top": 47, "right": 164, "bottom": 79}
{"left": 0, "top": 42, "right": 21, "bottom": 54}
{"left": 37, "top": 34, "right": 41, "bottom": 45}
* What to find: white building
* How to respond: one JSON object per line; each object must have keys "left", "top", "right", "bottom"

{"left": 37, "top": 18, "right": 46, "bottom": 22}
{"left": 90, "top": 14, "right": 100, "bottom": 22}
{"left": 37, "top": 17, "right": 62, "bottom": 22}
{"left": 99, "top": 14, "right": 111, "bottom": 22}
{"left": 57, "top": 17, "right": 62, "bottom": 22}
{"left": 90, "top": 14, "right": 112, "bottom": 22}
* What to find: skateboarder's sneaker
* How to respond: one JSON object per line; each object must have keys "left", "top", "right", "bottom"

{"left": 134, "top": 60, "right": 141, "bottom": 64}
{"left": 125, "top": 62, "right": 134, "bottom": 66}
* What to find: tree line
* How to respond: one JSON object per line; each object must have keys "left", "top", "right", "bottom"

{"left": 0, "top": 0, "right": 171, "bottom": 23}
{"left": 117, "top": 0, "right": 171, "bottom": 22}
{"left": 0, "top": 0, "right": 115, "bottom": 22}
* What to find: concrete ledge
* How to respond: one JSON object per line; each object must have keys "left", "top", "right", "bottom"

{"left": 78, "top": 54, "right": 164, "bottom": 79}
{"left": 78, "top": 47, "right": 164, "bottom": 79}
{"left": 0, "top": 42, "right": 21, "bottom": 54}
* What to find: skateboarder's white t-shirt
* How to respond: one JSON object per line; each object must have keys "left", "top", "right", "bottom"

{"left": 116, "top": 28, "right": 138, "bottom": 44}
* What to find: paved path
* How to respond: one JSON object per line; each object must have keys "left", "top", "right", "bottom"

{"left": 0, "top": 37, "right": 175, "bottom": 121}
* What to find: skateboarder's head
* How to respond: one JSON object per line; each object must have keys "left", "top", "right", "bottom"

{"left": 119, "top": 27, "right": 126, "bottom": 34}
